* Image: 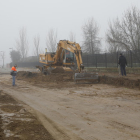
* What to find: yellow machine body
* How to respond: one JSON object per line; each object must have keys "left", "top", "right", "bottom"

{"left": 38, "top": 40, "right": 84, "bottom": 73}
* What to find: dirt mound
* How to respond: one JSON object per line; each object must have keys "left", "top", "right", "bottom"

{"left": 17, "top": 71, "right": 74, "bottom": 82}
{"left": 16, "top": 71, "right": 94, "bottom": 89}
{"left": 16, "top": 71, "right": 140, "bottom": 89}
{"left": 99, "top": 76, "right": 140, "bottom": 89}
{"left": 51, "top": 67, "right": 65, "bottom": 73}
{"left": 17, "top": 71, "right": 38, "bottom": 78}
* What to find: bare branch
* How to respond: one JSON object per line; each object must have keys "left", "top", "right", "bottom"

{"left": 33, "top": 34, "right": 40, "bottom": 56}
{"left": 16, "top": 27, "right": 28, "bottom": 60}
{"left": 46, "top": 29, "right": 57, "bottom": 52}
{"left": 82, "top": 17, "right": 101, "bottom": 54}
{"left": 69, "top": 32, "right": 76, "bottom": 42}
{"left": 106, "top": 6, "right": 140, "bottom": 53}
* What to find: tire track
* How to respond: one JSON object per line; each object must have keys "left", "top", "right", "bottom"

{"left": 108, "top": 120, "right": 140, "bottom": 139}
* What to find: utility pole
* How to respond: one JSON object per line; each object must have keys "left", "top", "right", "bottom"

{"left": 0, "top": 51, "right": 4, "bottom": 68}
{"left": 9, "top": 48, "right": 13, "bottom": 66}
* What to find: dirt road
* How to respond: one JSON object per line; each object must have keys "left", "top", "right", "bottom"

{"left": 0, "top": 74, "right": 140, "bottom": 140}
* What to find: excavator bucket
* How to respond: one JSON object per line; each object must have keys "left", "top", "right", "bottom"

{"left": 74, "top": 72, "right": 98, "bottom": 83}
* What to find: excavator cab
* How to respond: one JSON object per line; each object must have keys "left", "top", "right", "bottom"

{"left": 65, "top": 50, "right": 74, "bottom": 63}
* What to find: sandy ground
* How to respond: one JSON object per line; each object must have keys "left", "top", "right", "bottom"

{"left": 0, "top": 90, "right": 55, "bottom": 140}
{"left": 0, "top": 73, "right": 140, "bottom": 140}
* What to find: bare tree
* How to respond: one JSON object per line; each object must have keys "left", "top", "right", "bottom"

{"left": 82, "top": 18, "right": 101, "bottom": 54}
{"left": 33, "top": 34, "right": 40, "bottom": 56}
{"left": 10, "top": 50, "right": 21, "bottom": 64}
{"left": 16, "top": 27, "right": 28, "bottom": 60}
{"left": 106, "top": 41, "right": 121, "bottom": 53}
{"left": 106, "top": 6, "right": 140, "bottom": 52}
{"left": 39, "top": 49, "right": 45, "bottom": 54}
{"left": 46, "top": 29, "right": 57, "bottom": 52}
{"left": 69, "top": 32, "right": 76, "bottom": 42}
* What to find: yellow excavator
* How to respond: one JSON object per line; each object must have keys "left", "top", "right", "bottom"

{"left": 37, "top": 40, "right": 98, "bottom": 81}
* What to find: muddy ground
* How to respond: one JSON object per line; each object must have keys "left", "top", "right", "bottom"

{"left": 0, "top": 69, "right": 140, "bottom": 140}
{"left": 16, "top": 70, "right": 140, "bottom": 89}
{"left": 0, "top": 90, "right": 55, "bottom": 140}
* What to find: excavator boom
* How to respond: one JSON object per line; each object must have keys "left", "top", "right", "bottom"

{"left": 56, "top": 40, "right": 84, "bottom": 72}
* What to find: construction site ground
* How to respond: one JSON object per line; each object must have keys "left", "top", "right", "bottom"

{"left": 0, "top": 68, "right": 140, "bottom": 140}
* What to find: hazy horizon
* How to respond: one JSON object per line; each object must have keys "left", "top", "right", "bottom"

{"left": 0, "top": 0, "right": 140, "bottom": 66}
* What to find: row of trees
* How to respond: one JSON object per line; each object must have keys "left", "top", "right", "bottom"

{"left": 10, "top": 6, "right": 140, "bottom": 64}
{"left": 10, "top": 29, "right": 74, "bottom": 63}
{"left": 10, "top": 28, "right": 78, "bottom": 63}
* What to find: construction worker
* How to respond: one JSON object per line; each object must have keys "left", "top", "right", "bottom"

{"left": 11, "top": 64, "right": 17, "bottom": 86}
{"left": 118, "top": 53, "right": 127, "bottom": 76}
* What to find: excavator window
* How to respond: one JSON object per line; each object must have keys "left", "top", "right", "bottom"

{"left": 65, "top": 50, "right": 74, "bottom": 63}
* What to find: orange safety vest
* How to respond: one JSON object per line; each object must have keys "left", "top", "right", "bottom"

{"left": 11, "top": 67, "right": 17, "bottom": 71}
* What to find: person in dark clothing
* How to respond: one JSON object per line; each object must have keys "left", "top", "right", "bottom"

{"left": 118, "top": 53, "right": 127, "bottom": 76}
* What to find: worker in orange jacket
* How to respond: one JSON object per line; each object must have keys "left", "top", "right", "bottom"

{"left": 10, "top": 65, "right": 17, "bottom": 86}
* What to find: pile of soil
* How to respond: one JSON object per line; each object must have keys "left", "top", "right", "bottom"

{"left": 17, "top": 71, "right": 38, "bottom": 78}
{"left": 16, "top": 71, "right": 90, "bottom": 89}
{"left": 51, "top": 67, "right": 65, "bottom": 73}
{"left": 99, "top": 76, "right": 140, "bottom": 89}
{"left": 16, "top": 71, "right": 140, "bottom": 89}
{"left": 17, "top": 71, "right": 74, "bottom": 82}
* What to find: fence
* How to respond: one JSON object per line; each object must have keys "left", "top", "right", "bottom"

{"left": 11, "top": 50, "right": 140, "bottom": 68}
{"left": 82, "top": 50, "right": 140, "bottom": 68}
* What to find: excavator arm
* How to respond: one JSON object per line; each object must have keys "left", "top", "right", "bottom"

{"left": 54, "top": 40, "right": 84, "bottom": 72}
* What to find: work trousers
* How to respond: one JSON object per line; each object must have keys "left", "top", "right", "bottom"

{"left": 12, "top": 76, "right": 16, "bottom": 86}
{"left": 120, "top": 65, "right": 126, "bottom": 76}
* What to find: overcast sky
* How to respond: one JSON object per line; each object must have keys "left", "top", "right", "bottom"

{"left": 0, "top": 0, "right": 140, "bottom": 66}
